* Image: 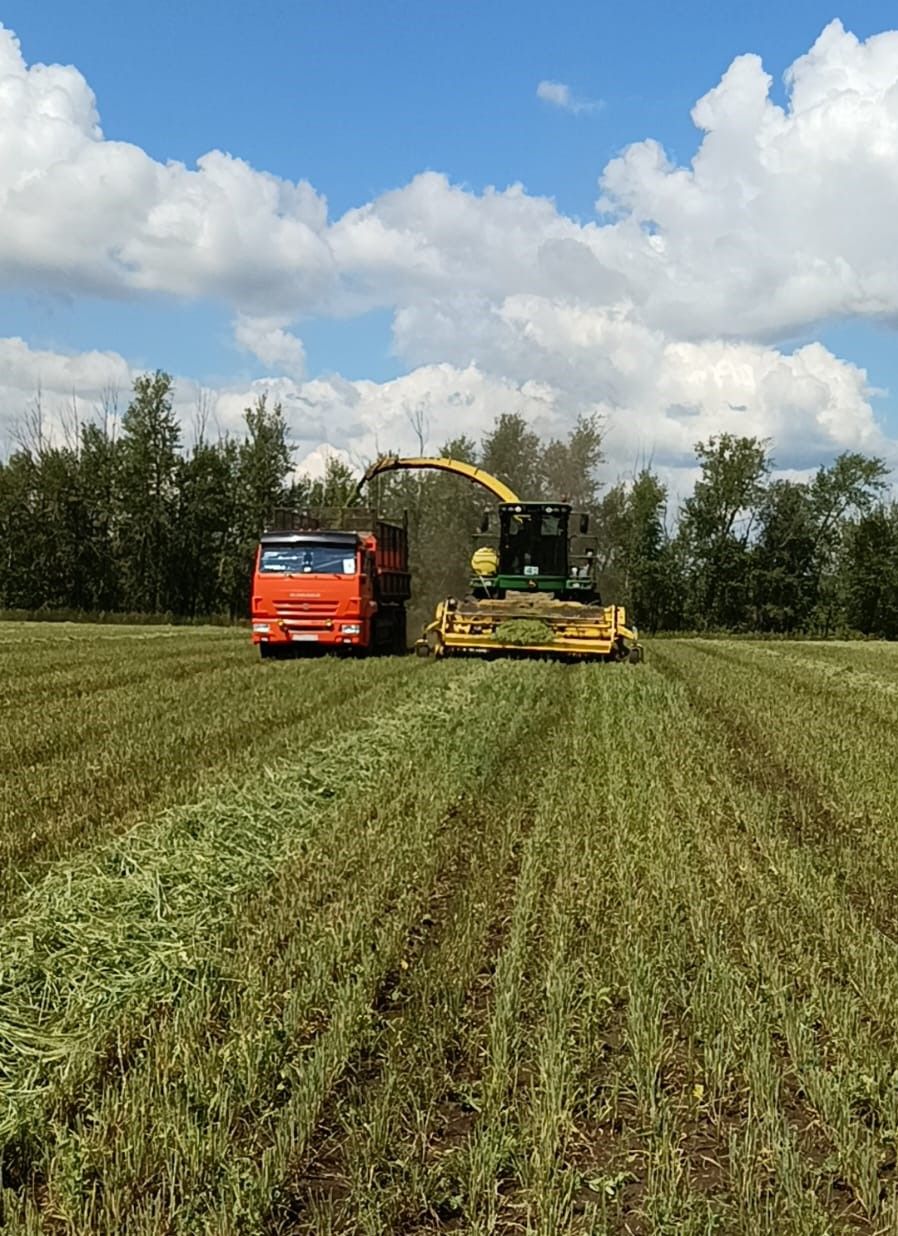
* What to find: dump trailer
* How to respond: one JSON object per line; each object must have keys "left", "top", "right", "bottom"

{"left": 251, "top": 507, "right": 411, "bottom": 659}
{"left": 357, "top": 456, "right": 642, "bottom": 662}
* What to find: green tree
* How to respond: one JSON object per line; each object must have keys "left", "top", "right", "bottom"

{"left": 117, "top": 371, "right": 182, "bottom": 612}
{"left": 541, "top": 415, "right": 604, "bottom": 507}
{"left": 593, "top": 469, "right": 671, "bottom": 629}
{"left": 396, "top": 436, "right": 482, "bottom": 631}
{"left": 237, "top": 394, "right": 293, "bottom": 537}
{"left": 0, "top": 451, "right": 42, "bottom": 609}
{"left": 77, "top": 421, "right": 123, "bottom": 611}
{"left": 174, "top": 438, "right": 240, "bottom": 616}
{"left": 838, "top": 505, "right": 898, "bottom": 638}
{"left": 624, "top": 470, "right": 670, "bottom": 631}
{"left": 678, "top": 434, "right": 771, "bottom": 628}
{"left": 594, "top": 482, "right": 628, "bottom": 591}
{"left": 227, "top": 394, "right": 294, "bottom": 615}
{"left": 750, "top": 480, "right": 817, "bottom": 632}
{"left": 480, "top": 413, "right": 544, "bottom": 499}
{"left": 306, "top": 457, "right": 361, "bottom": 507}
{"left": 34, "top": 445, "right": 90, "bottom": 609}
{"left": 808, "top": 452, "right": 887, "bottom": 633}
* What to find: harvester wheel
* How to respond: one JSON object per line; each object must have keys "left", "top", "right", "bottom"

{"left": 628, "top": 646, "right": 644, "bottom": 665}
{"left": 414, "top": 639, "right": 431, "bottom": 658}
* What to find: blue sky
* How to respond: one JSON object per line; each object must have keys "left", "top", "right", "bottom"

{"left": 0, "top": 0, "right": 897, "bottom": 474}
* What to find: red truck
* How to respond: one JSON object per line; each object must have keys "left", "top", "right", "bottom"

{"left": 250, "top": 509, "right": 411, "bottom": 658}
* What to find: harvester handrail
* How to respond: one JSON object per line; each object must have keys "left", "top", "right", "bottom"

{"left": 357, "top": 455, "right": 520, "bottom": 505}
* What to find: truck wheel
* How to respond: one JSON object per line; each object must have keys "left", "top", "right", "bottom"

{"left": 394, "top": 610, "right": 408, "bottom": 655}
{"left": 260, "top": 643, "right": 288, "bottom": 660}
{"left": 366, "top": 618, "right": 379, "bottom": 657}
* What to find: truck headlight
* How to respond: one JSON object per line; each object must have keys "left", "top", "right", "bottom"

{"left": 342, "top": 623, "right": 361, "bottom": 635}
{"left": 252, "top": 622, "right": 270, "bottom": 634}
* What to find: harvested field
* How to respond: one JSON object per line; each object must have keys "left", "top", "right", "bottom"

{"left": 4, "top": 624, "right": 898, "bottom": 1234}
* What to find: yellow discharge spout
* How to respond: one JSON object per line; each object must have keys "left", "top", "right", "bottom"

{"left": 357, "top": 455, "right": 520, "bottom": 505}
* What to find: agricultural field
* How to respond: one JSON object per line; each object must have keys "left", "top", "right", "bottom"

{"left": 4, "top": 625, "right": 898, "bottom": 1234}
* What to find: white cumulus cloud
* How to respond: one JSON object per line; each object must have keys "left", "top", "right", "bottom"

{"left": 11, "top": 16, "right": 898, "bottom": 345}
{"left": 0, "top": 335, "right": 889, "bottom": 502}
{"left": 596, "top": 20, "right": 898, "bottom": 338}
{"left": 233, "top": 315, "right": 306, "bottom": 379}
{"left": 0, "top": 25, "right": 333, "bottom": 315}
{"left": 1, "top": 19, "right": 898, "bottom": 480}
{"left": 536, "top": 80, "right": 601, "bottom": 115}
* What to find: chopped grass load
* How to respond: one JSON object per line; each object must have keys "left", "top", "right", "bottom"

{"left": 494, "top": 618, "right": 555, "bottom": 645}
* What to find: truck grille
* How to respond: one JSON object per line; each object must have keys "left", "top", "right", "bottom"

{"left": 273, "top": 600, "right": 339, "bottom": 618}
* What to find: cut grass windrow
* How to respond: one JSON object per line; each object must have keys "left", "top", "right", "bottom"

{"left": 0, "top": 666, "right": 481, "bottom": 1160}
{"left": 0, "top": 632, "right": 416, "bottom": 908}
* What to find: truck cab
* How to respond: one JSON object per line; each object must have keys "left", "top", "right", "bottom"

{"left": 251, "top": 511, "right": 410, "bottom": 658}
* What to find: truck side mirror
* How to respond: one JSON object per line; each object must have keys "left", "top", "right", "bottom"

{"left": 479, "top": 510, "right": 491, "bottom": 533}
{"left": 579, "top": 513, "right": 590, "bottom": 534}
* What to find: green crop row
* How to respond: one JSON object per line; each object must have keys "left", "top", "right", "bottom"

{"left": 5, "top": 627, "right": 898, "bottom": 1233}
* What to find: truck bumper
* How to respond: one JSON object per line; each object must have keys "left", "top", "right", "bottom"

{"left": 252, "top": 622, "right": 365, "bottom": 650}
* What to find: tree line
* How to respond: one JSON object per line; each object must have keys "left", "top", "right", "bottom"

{"left": 1, "top": 370, "right": 896, "bottom": 637}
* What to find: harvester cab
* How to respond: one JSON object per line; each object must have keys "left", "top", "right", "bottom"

{"left": 472, "top": 502, "right": 599, "bottom": 603}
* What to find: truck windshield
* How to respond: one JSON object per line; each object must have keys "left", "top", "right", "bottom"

{"left": 259, "top": 545, "right": 357, "bottom": 575}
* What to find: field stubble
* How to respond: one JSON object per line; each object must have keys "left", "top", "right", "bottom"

{"left": 4, "top": 627, "right": 898, "bottom": 1232}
